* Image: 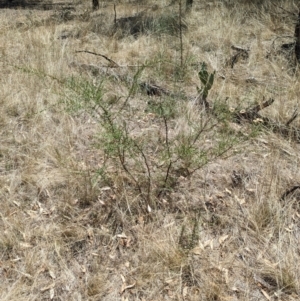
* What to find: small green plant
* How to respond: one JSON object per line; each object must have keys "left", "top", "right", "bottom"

{"left": 197, "top": 62, "right": 215, "bottom": 101}
{"left": 61, "top": 62, "right": 240, "bottom": 212}
{"left": 179, "top": 214, "right": 201, "bottom": 251}
{"left": 151, "top": 12, "right": 187, "bottom": 36}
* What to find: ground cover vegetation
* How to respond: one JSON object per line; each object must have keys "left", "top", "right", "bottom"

{"left": 1, "top": 0, "right": 300, "bottom": 300}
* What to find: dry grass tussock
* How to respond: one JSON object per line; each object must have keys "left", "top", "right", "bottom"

{"left": 1, "top": 0, "right": 300, "bottom": 300}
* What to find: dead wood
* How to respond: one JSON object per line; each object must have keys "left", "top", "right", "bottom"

{"left": 233, "top": 98, "right": 275, "bottom": 122}
{"left": 196, "top": 96, "right": 300, "bottom": 143}
{"left": 69, "top": 61, "right": 176, "bottom": 100}
{"left": 280, "top": 185, "right": 300, "bottom": 201}
{"left": 232, "top": 98, "right": 300, "bottom": 142}
{"left": 114, "top": 4, "right": 117, "bottom": 25}
{"left": 139, "top": 82, "right": 171, "bottom": 96}
{"left": 228, "top": 45, "right": 249, "bottom": 68}
{"left": 294, "top": 12, "right": 300, "bottom": 63}
{"left": 70, "top": 54, "right": 300, "bottom": 144}
{"left": 71, "top": 51, "right": 180, "bottom": 99}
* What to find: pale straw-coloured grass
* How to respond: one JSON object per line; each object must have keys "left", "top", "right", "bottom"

{"left": 0, "top": 1, "right": 300, "bottom": 300}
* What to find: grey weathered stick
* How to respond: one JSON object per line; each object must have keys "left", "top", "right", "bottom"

{"left": 75, "top": 50, "right": 120, "bottom": 67}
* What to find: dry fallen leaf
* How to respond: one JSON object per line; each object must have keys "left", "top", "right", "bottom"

{"left": 191, "top": 246, "right": 203, "bottom": 255}
{"left": 70, "top": 199, "right": 78, "bottom": 206}
{"left": 98, "top": 199, "right": 106, "bottom": 205}
{"left": 235, "top": 195, "right": 245, "bottom": 205}
{"left": 10, "top": 257, "right": 21, "bottom": 262}
{"left": 225, "top": 188, "right": 232, "bottom": 195}
{"left": 87, "top": 227, "right": 94, "bottom": 239}
{"left": 81, "top": 265, "right": 86, "bottom": 273}
{"left": 19, "top": 242, "right": 33, "bottom": 249}
{"left": 120, "top": 274, "right": 126, "bottom": 283}
{"left": 20, "top": 272, "right": 33, "bottom": 279}
{"left": 40, "top": 283, "right": 55, "bottom": 292}
{"left": 25, "top": 210, "right": 39, "bottom": 219}
{"left": 285, "top": 224, "right": 294, "bottom": 232}
{"left": 117, "top": 233, "right": 127, "bottom": 239}
{"left": 261, "top": 289, "right": 271, "bottom": 300}
{"left": 120, "top": 281, "right": 136, "bottom": 294}
{"left": 50, "top": 288, "right": 54, "bottom": 300}
{"left": 165, "top": 278, "right": 175, "bottom": 285}
{"left": 124, "top": 261, "right": 130, "bottom": 268}
{"left": 222, "top": 268, "right": 229, "bottom": 284}
{"left": 49, "top": 270, "right": 56, "bottom": 279}
{"left": 219, "top": 235, "right": 229, "bottom": 245}
{"left": 203, "top": 239, "right": 214, "bottom": 250}
{"left": 101, "top": 186, "right": 111, "bottom": 191}
{"left": 137, "top": 216, "right": 144, "bottom": 225}
{"left": 182, "top": 286, "right": 188, "bottom": 299}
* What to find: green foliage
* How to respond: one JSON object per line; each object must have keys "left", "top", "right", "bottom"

{"left": 211, "top": 99, "right": 232, "bottom": 122}
{"left": 179, "top": 214, "right": 201, "bottom": 251}
{"left": 62, "top": 72, "right": 240, "bottom": 211}
{"left": 146, "top": 98, "right": 177, "bottom": 119}
{"left": 151, "top": 12, "right": 188, "bottom": 36}
{"left": 197, "top": 62, "right": 215, "bottom": 100}
{"left": 63, "top": 76, "right": 105, "bottom": 114}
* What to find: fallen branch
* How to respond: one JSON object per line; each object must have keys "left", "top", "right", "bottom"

{"left": 235, "top": 99, "right": 300, "bottom": 142}
{"left": 69, "top": 61, "right": 179, "bottom": 99}
{"left": 69, "top": 55, "right": 300, "bottom": 144}
{"left": 280, "top": 185, "right": 300, "bottom": 201}
{"left": 139, "top": 82, "right": 171, "bottom": 96}
{"left": 228, "top": 45, "right": 249, "bottom": 68}
{"left": 197, "top": 96, "right": 300, "bottom": 143}
{"left": 74, "top": 50, "right": 158, "bottom": 69}
{"left": 233, "top": 98, "right": 275, "bottom": 122}
{"left": 75, "top": 50, "right": 120, "bottom": 67}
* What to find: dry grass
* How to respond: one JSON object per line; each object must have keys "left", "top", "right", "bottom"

{"left": 1, "top": 0, "right": 300, "bottom": 300}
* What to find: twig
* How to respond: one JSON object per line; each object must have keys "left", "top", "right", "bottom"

{"left": 114, "top": 4, "right": 117, "bottom": 25}
{"left": 286, "top": 109, "right": 298, "bottom": 126}
{"left": 190, "top": 143, "right": 234, "bottom": 176}
{"left": 163, "top": 114, "right": 171, "bottom": 182}
{"left": 294, "top": 12, "right": 300, "bottom": 63}
{"left": 75, "top": 50, "right": 120, "bottom": 67}
{"left": 133, "top": 141, "right": 152, "bottom": 205}
{"left": 179, "top": 0, "right": 183, "bottom": 68}
{"left": 158, "top": 114, "right": 172, "bottom": 198}
{"left": 119, "top": 65, "right": 146, "bottom": 111}
{"left": 192, "top": 118, "right": 217, "bottom": 145}
{"left": 248, "top": 98, "right": 275, "bottom": 114}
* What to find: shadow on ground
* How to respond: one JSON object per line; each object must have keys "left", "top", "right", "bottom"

{"left": 0, "top": 0, "right": 74, "bottom": 10}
